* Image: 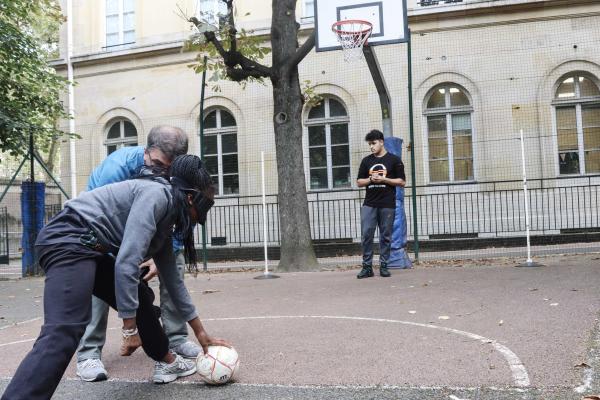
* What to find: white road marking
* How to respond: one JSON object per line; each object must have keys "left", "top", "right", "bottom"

{"left": 0, "top": 317, "right": 41, "bottom": 331}
{"left": 203, "top": 315, "right": 531, "bottom": 387}
{"left": 0, "top": 338, "right": 35, "bottom": 348}
{"left": 0, "top": 314, "right": 531, "bottom": 387}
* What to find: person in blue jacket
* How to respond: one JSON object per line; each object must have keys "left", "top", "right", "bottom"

{"left": 76, "top": 125, "right": 202, "bottom": 382}
{"left": 1, "top": 155, "right": 229, "bottom": 400}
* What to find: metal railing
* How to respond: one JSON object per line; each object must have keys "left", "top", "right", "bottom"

{"left": 0, "top": 207, "right": 8, "bottom": 264}
{"left": 200, "top": 176, "right": 600, "bottom": 246}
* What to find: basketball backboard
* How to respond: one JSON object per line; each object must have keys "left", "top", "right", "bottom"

{"left": 314, "top": 0, "right": 408, "bottom": 52}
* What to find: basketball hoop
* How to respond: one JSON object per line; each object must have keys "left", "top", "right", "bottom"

{"left": 331, "top": 19, "right": 373, "bottom": 62}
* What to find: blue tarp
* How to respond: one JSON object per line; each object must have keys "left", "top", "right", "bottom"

{"left": 384, "top": 137, "right": 413, "bottom": 269}
{"left": 21, "top": 182, "right": 45, "bottom": 276}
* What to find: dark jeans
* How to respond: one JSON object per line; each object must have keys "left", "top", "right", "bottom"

{"left": 361, "top": 205, "right": 395, "bottom": 266}
{"left": 1, "top": 243, "right": 169, "bottom": 400}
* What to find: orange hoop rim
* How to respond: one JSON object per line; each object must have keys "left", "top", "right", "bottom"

{"left": 331, "top": 19, "right": 373, "bottom": 36}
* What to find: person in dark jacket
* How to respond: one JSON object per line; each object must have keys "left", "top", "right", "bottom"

{"left": 1, "top": 155, "right": 228, "bottom": 400}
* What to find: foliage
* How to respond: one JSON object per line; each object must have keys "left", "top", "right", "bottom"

{"left": 0, "top": 0, "right": 70, "bottom": 160}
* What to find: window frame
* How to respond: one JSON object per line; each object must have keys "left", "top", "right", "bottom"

{"left": 304, "top": 97, "right": 351, "bottom": 191}
{"left": 104, "top": 119, "right": 138, "bottom": 155}
{"left": 552, "top": 73, "right": 600, "bottom": 176}
{"left": 423, "top": 84, "right": 475, "bottom": 184}
{"left": 203, "top": 108, "right": 239, "bottom": 196}
{"left": 105, "top": 0, "right": 135, "bottom": 48}
{"left": 197, "top": 0, "right": 228, "bottom": 26}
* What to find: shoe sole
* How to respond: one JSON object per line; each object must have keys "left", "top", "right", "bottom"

{"left": 76, "top": 372, "right": 108, "bottom": 382}
{"left": 153, "top": 366, "right": 197, "bottom": 384}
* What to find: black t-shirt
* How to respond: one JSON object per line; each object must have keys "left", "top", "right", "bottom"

{"left": 357, "top": 152, "right": 405, "bottom": 209}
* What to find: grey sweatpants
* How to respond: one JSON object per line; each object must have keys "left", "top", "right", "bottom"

{"left": 76, "top": 251, "right": 189, "bottom": 361}
{"left": 360, "top": 205, "right": 395, "bottom": 267}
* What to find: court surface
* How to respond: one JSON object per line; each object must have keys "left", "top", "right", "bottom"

{"left": 1, "top": 253, "right": 600, "bottom": 399}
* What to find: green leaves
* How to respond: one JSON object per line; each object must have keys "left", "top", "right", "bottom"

{"left": 0, "top": 0, "right": 69, "bottom": 159}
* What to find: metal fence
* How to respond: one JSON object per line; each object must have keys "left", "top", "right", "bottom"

{"left": 200, "top": 176, "right": 600, "bottom": 247}
{"left": 0, "top": 207, "right": 8, "bottom": 264}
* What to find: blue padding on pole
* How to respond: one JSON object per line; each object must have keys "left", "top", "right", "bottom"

{"left": 384, "top": 137, "right": 412, "bottom": 269}
{"left": 21, "top": 182, "right": 45, "bottom": 276}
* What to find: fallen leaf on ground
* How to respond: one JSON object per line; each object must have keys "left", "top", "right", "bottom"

{"left": 575, "top": 362, "right": 591, "bottom": 368}
{"left": 582, "top": 396, "right": 600, "bottom": 400}
{"left": 202, "top": 289, "right": 221, "bottom": 294}
{"left": 529, "top": 288, "right": 538, "bottom": 291}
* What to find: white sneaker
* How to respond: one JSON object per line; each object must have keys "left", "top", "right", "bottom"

{"left": 171, "top": 341, "right": 202, "bottom": 359}
{"left": 153, "top": 354, "right": 197, "bottom": 383}
{"left": 76, "top": 359, "right": 108, "bottom": 382}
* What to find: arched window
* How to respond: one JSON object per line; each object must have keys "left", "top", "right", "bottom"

{"left": 202, "top": 108, "right": 239, "bottom": 195}
{"left": 554, "top": 73, "right": 600, "bottom": 175}
{"left": 424, "top": 84, "right": 474, "bottom": 183}
{"left": 305, "top": 97, "right": 351, "bottom": 190}
{"left": 105, "top": 119, "right": 137, "bottom": 155}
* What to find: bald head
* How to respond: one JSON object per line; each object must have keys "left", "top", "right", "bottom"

{"left": 147, "top": 125, "right": 189, "bottom": 161}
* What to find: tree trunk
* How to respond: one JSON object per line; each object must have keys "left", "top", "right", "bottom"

{"left": 270, "top": 0, "right": 318, "bottom": 271}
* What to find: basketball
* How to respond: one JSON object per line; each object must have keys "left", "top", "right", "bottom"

{"left": 196, "top": 345, "right": 240, "bottom": 385}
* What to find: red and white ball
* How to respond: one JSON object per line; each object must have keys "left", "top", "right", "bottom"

{"left": 196, "top": 346, "right": 240, "bottom": 385}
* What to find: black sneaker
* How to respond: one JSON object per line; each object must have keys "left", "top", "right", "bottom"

{"left": 380, "top": 264, "right": 391, "bottom": 277}
{"left": 357, "top": 265, "right": 374, "bottom": 279}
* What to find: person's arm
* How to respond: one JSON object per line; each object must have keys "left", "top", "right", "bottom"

{"left": 113, "top": 185, "right": 170, "bottom": 322}
{"left": 154, "top": 241, "right": 230, "bottom": 353}
{"left": 381, "top": 158, "right": 406, "bottom": 187}
{"left": 356, "top": 159, "right": 370, "bottom": 188}
{"left": 153, "top": 241, "right": 197, "bottom": 322}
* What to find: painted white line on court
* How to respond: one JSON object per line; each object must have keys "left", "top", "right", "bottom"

{"left": 204, "top": 315, "right": 531, "bottom": 387}
{"left": 0, "top": 338, "right": 35, "bottom": 348}
{"left": 0, "top": 317, "right": 41, "bottom": 331}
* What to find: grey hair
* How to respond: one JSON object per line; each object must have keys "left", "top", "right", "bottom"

{"left": 146, "top": 125, "right": 189, "bottom": 160}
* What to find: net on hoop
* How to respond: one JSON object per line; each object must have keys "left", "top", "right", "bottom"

{"left": 331, "top": 19, "right": 373, "bottom": 62}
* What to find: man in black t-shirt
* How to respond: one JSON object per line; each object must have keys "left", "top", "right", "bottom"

{"left": 356, "top": 130, "right": 406, "bottom": 278}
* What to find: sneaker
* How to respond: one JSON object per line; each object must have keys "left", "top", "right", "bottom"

{"left": 380, "top": 264, "right": 391, "bottom": 277}
{"left": 153, "top": 354, "right": 197, "bottom": 383}
{"left": 357, "top": 265, "right": 374, "bottom": 279}
{"left": 171, "top": 341, "right": 202, "bottom": 359}
{"left": 76, "top": 359, "right": 108, "bottom": 382}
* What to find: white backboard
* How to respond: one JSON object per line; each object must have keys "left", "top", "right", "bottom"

{"left": 314, "top": 0, "right": 408, "bottom": 52}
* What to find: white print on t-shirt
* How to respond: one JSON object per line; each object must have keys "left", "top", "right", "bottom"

{"left": 368, "top": 164, "right": 388, "bottom": 188}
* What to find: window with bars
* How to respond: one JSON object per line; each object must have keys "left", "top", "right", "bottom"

{"left": 198, "top": 0, "right": 228, "bottom": 25}
{"left": 305, "top": 97, "right": 351, "bottom": 190}
{"left": 303, "top": 0, "right": 314, "bottom": 19}
{"left": 202, "top": 109, "right": 239, "bottom": 196}
{"left": 105, "top": 119, "right": 138, "bottom": 155}
{"left": 555, "top": 74, "right": 600, "bottom": 175}
{"left": 106, "top": 0, "right": 135, "bottom": 47}
{"left": 424, "top": 84, "right": 474, "bottom": 183}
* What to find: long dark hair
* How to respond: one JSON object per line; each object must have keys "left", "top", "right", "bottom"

{"left": 169, "top": 155, "right": 213, "bottom": 271}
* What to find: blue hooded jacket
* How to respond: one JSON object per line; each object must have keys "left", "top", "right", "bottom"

{"left": 87, "top": 146, "right": 184, "bottom": 251}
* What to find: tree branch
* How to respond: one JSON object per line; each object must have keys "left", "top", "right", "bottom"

{"left": 285, "top": 31, "right": 315, "bottom": 71}
{"left": 190, "top": 16, "right": 272, "bottom": 79}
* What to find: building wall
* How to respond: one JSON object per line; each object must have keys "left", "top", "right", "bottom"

{"left": 56, "top": 0, "right": 600, "bottom": 200}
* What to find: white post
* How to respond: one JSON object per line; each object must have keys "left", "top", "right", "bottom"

{"left": 520, "top": 129, "right": 532, "bottom": 263}
{"left": 66, "top": 0, "right": 77, "bottom": 198}
{"left": 261, "top": 151, "right": 269, "bottom": 275}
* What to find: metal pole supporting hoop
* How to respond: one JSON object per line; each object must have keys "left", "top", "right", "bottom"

{"left": 331, "top": 19, "right": 373, "bottom": 62}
